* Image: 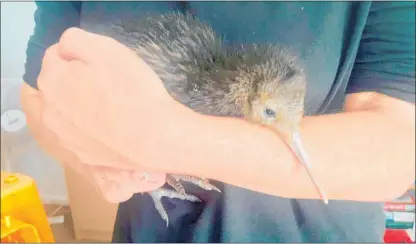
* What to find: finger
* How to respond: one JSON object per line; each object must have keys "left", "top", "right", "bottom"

{"left": 21, "top": 86, "right": 95, "bottom": 172}
{"left": 58, "top": 27, "right": 123, "bottom": 64}
{"left": 37, "top": 48, "right": 75, "bottom": 115}
{"left": 43, "top": 58, "right": 100, "bottom": 130}
{"left": 41, "top": 104, "right": 138, "bottom": 170}
{"left": 91, "top": 167, "right": 166, "bottom": 201}
{"left": 83, "top": 165, "right": 165, "bottom": 203}
{"left": 62, "top": 157, "right": 97, "bottom": 183}
{"left": 38, "top": 44, "right": 67, "bottom": 94}
{"left": 39, "top": 57, "right": 108, "bottom": 150}
{"left": 65, "top": 59, "right": 103, "bottom": 121}
{"left": 40, "top": 43, "right": 60, "bottom": 70}
{"left": 131, "top": 170, "right": 166, "bottom": 192}
{"left": 89, "top": 166, "right": 136, "bottom": 203}
{"left": 42, "top": 59, "right": 104, "bottom": 137}
{"left": 20, "top": 83, "right": 43, "bottom": 122}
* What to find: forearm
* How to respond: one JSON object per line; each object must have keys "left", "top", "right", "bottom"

{"left": 164, "top": 93, "right": 415, "bottom": 202}
{"left": 293, "top": 109, "right": 414, "bottom": 201}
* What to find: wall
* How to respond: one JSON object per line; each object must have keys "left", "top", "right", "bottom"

{"left": 1, "top": 2, "right": 69, "bottom": 204}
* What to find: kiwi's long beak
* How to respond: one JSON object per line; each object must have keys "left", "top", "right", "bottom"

{"left": 291, "top": 131, "right": 329, "bottom": 204}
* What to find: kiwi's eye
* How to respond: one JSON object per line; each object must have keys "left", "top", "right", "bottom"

{"left": 263, "top": 108, "right": 276, "bottom": 118}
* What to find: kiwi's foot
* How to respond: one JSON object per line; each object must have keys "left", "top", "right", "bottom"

{"left": 166, "top": 174, "right": 187, "bottom": 195}
{"left": 172, "top": 174, "right": 221, "bottom": 193}
{"left": 149, "top": 188, "right": 201, "bottom": 227}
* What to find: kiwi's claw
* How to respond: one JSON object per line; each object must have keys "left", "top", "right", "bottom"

{"left": 172, "top": 174, "right": 222, "bottom": 193}
{"left": 149, "top": 188, "right": 201, "bottom": 227}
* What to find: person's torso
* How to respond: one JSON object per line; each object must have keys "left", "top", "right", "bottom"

{"left": 78, "top": 2, "right": 385, "bottom": 242}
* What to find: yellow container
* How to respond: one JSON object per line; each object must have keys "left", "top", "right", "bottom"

{"left": 1, "top": 171, "right": 55, "bottom": 242}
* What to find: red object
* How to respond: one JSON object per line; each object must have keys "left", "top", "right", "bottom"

{"left": 384, "top": 203, "right": 415, "bottom": 212}
{"left": 384, "top": 229, "right": 413, "bottom": 243}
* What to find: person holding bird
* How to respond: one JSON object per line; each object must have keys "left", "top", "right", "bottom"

{"left": 21, "top": 1, "right": 415, "bottom": 242}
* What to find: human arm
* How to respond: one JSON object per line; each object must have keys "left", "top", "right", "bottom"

{"left": 165, "top": 92, "right": 414, "bottom": 202}
{"left": 155, "top": 2, "right": 415, "bottom": 202}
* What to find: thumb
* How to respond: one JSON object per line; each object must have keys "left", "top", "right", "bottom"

{"left": 58, "top": 27, "right": 132, "bottom": 64}
{"left": 58, "top": 27, "right": 114, "bottom": 63}
{"left": 20, "top": 83, "right": 43, "bottom": 123}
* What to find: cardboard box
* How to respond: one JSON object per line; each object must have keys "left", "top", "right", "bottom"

{"left": 63, "top": 164, "right": 118, "bottom": 242}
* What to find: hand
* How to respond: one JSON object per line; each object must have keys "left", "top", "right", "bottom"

{"left": 21, "top": 83, "right": 166, "bottom": 203}
{"left": 37, "top": 27, "right": 193, "bottom": 171}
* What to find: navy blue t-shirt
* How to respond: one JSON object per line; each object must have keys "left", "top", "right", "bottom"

{"left": 24, "top": 1, "right": 415, "bottom": 242}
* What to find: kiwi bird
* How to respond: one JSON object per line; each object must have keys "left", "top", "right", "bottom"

{"left": 103, "top": 12, "right": 307, "bottom": 226}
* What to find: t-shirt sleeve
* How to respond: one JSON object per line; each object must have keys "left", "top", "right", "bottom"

{"left": 347, "top": 1, "right": 416, "bottom": 104}
{"left": 23, "top": 2, "right": 82, "bottom": 89}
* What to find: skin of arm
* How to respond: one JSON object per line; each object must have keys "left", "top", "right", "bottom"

{"left": 158, "top": 91, "right": 415, "bottom": 202}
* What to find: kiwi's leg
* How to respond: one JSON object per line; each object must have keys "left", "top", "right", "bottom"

{"left": 148, "top": 188, "right": 201, "bottom": 227}
{"left": 172, "top": 174, "right": 221, "bottom": 193}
